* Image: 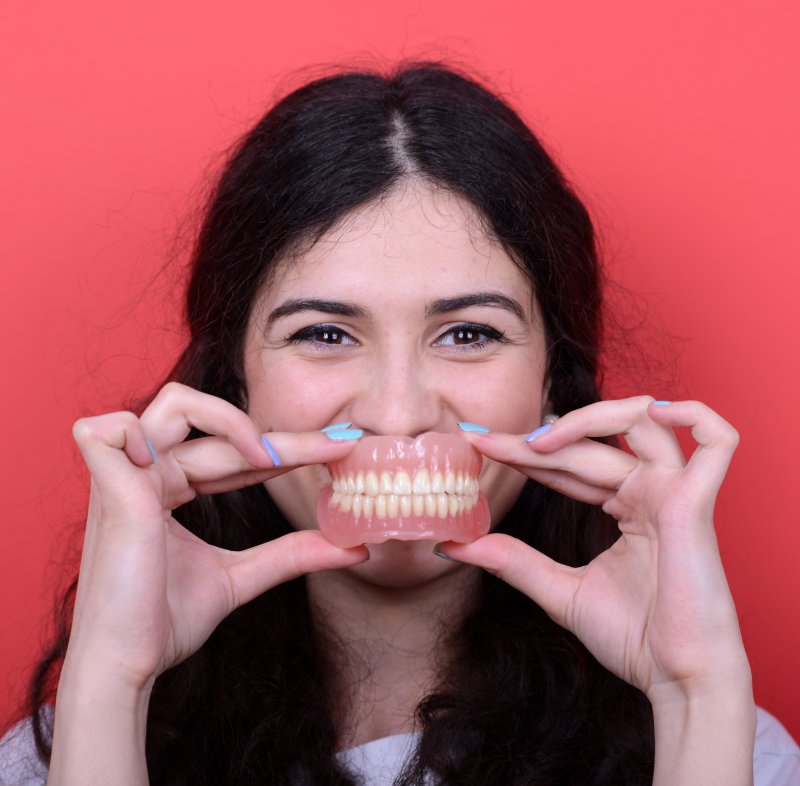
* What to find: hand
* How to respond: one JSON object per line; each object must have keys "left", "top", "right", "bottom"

{"left": 67, "top": 382, "right": 368, "bottom": 691}
{"left": 439, "top": 397, "right": 751, "bottom": 705}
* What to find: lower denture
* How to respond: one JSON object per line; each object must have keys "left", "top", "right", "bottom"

{"left": 316, "top": 432, "right": 491, "bottom": 548}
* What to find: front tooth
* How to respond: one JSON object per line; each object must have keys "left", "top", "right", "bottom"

{"left": 400, "top": 495, "right": 412, "bottom": 517}
{"left": 412, "top": 494, "right": 425, "bottom": 516}
{"left": 437, "top": 494, "right": 448, "bottom": 518}
{"left": 412, "top": 469, "right": 431, "bottom": 494}
{"left": 362, "top": 496, "right": 374, "bottom": 517}
{"left": 365, "top": 472, "right": 380, "bottom": 497}
{"left": 431, "top": 471, "right": 445, "bottom": 494}
{"left": 445, "top": 471, "right": 456, "bottom": 494}
{"left": 352, "top": 495, "right": 363, "bottom": 517}
{"left": 346, "top": 474, "right": 356, "bottom": 494}
{"left": 456, "top": 472, "right": 464, "bottom": 494}
{"left": 355, "top": 472, "right": 365, "bottom": 494}
{"left": 375, "top": 495, "right": 387, "bottom": 518}
{"left": 380, "top": 471, "right": 394, "bottom": 494}
{"left": 448, "top": 496, "right": 459, "bottom": 516}
{"left": 393, "top": 471, "right": 412, "bottom": 495}
{"left": 340, "top": 494, "right": 352, "bottom": 512}
{"left": 424, "top": 494, "right": 437, "bottom": 517}
{"left": 387, "top": 494, "right": 400, "bottom": 517}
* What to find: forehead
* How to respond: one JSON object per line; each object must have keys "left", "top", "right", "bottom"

{"left": 260, "top": 182, "right": 534, "bottom": 312}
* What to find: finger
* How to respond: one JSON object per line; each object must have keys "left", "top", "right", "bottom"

{"left": 516, "top": 467, "right": 614, "bottom": 506}
{"left": 461, "top": 430, "right": 636, "bottom": 489}
{"left": 72, "top": 412, "right": 156, "bottom": 486}
{"left": 524, "top": 396, "right": 686, "bottom": 467}
{"left": 646, "top": 400, "right": 739, "bottom": 497}
{"left": 170, "top": 429, "right": 362, "bottom": 488}
{"left": 224, "top": 530, "right": 370, "bottom": 608}
{"left": 140, "top": 383, "right": 273, "bottom": 469}
{"left": 436, "top": 533, "right": 581, "bottom": 631}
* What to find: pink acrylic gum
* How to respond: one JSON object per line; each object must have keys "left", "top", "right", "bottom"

{"left": 317, "top": 432, "right": 490, "bottom": 548}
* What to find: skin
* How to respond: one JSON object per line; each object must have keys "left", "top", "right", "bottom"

{"left": 47, "top": 181, "right": 755, "bottom": 785}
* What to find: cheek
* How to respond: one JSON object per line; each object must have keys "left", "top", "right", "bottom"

{"left": 245, "top": 354, "right": 354, "bottom": 432}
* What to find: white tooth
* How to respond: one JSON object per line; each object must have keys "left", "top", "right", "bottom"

{"left": 365, "top": 472, "right": 380, "bottom": 497}
{"left": 352, "top": 495, "right": 363, "bottom": 517}
{"left": 464, "top": 495, "right": 474, "bottom": 511}
{"left": 387, "top": 494, "right": 400, "bottom": 517}
{"left": 424, "top": 494, "right": 437, "bottom": 517}
{"left": 413, "top": 494, "right": 425, "bottom": 516}
{"left": 431, "top": 471, "right": 445, "bottom": 493}
{"left": 449, "top": 496, "right": 459, "bottom": 516}
{"left": 412, "top": 469, "right": 431, "bottom": 494}
{"left": 355, "top": 472, "right": 365, "bottom": 494}
{"left": 331, "top": 491, "right": 341, "bottom": 507}
{"left": 340, "top": 494, "right": 352, "bottom": 512}
{"left": 458, "top": 497, "right": 465, "bottom": 514}
{"left": 468, "top": 477, "right": 478, "bottom": 495}
{"left": 400, "top": 495, "right": 412, "bottom": 517}
{"left": 456, "top": 472, "right": 464, "bottom": 494}
{"left": 375, "top": 494, "right": 387, "bottom": 519}
{"left": 445, "top": 471, "right": 456, "bottom": 494}
{"left": 394, "top": 471, "right": 412, "bottom": 495}
{"left": 346, "top": 473, "right": 356, "bottom": 494}
{"left": 332, "top": 478, "right": 340, "bottom": 493}
{"left": 380, "top": 471, "right": 394, "bottom": 494}
{"left": 362, "top": 496, "right": 374, "bottom": 517}
{"left": 437, "top": 494, "right": 448, "bottom": 518}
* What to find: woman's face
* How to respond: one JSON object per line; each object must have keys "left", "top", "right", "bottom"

{"left": 244, "top": 183, "right": 548, "bottom": 585}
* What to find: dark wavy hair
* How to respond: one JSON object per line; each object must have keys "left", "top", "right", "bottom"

{"left": 28, "top": 62, "right": 655, "bottom": 784}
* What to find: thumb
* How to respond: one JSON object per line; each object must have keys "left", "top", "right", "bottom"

{"left": 438, "top": 533, "right": 581, "bottom": 629}
{"left": 224, "top": 530, "right": 369, "bottom": 609}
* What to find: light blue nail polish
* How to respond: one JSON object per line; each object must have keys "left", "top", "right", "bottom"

{"left": 458, "top": 422, "right": 491, "bottom": 433}
{"left": 433, "top": 543, "right": 464, "bottom": 564}
{"left": 261, "top": 436, "right": 282, "bottom": 467}
{"left": 325, "top": 428, "right": 363, "bottom": 441}
{"left": 525, "top": 423, "right": 553, "bottom": 442}
{"left": 146, "top": 439, "right": 158, "bottom": 465}
{"left": 321, "top": 422, "right": 353, "bottom": 432}
{"left": 651, "top": 400, "right": 673, "bottom": 407}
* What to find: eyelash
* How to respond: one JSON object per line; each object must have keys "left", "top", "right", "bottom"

{"left": 285, "top": 323, "right": 507, "bottom": 353}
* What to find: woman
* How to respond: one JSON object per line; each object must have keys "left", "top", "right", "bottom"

{"left": 3, "top": 62, "right": 798, "bottom": 785}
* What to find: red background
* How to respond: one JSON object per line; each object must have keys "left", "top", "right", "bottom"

{"left": 2, "top": 0, "right": 798, "bottom": 740}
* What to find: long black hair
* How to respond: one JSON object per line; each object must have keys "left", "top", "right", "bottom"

{"left": 28, "top": 62, "right": 654, "bottom": 784}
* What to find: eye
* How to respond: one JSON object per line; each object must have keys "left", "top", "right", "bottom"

{"left": 286, "top": 324, "right": 358, "bottom": 350}
{"left": 436, "top": 323, "right": 507, "bottom": 351}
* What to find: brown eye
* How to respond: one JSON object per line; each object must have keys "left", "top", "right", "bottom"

{"left": 454, "top": 328, "right": 479, "bottom": 344}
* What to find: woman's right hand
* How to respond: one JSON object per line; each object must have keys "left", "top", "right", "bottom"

{"left": 66, "top": 382, "right": 368, "bottom": 692}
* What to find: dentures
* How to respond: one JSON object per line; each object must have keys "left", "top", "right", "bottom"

{"left": 317, "top": 432, "right": 490, "bottom": 548}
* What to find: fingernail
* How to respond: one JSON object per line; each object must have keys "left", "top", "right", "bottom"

{"left": 325, "top": 428, "right": 363, "bottom": 441}
{"left": 321, "top": 422, "right": 353, "bottom": 432}
{"left": 651, "top": 400, "right": 673, "bottom": 407}
{"left": 458, "top": 422, "right": 491, "bottom": 433}
{"left": 524, "top": 423, "right": 553, "bottom": 442}
{"left": 433, "top": 543, "right": 465, "bottom": 564}
{"left": 146, "top": 439, "right": 158, "bottom": 465}
{"left": 261, "top": 436, "right": 282, "bottom": 467}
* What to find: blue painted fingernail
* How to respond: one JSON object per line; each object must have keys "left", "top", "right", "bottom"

{"left": 458, "top": 422, "right": 491, "bottom": 433}
{"left": 525, "top": 423, "right": 553, "bottom": 442}
{"left": 433, "top": 543, "right": 464, "bottom": 564}
{"left": 321, "top": 422, "right": 353, "bottom": 432}
{"left": 261, "top": 436, "right": 282, "bottom": 467}
{"left": 651, "top": 400, "right": 673, "bottom": 407}
{"left": 325, "top": 428, "right": 363, "bottom": 441}
{"left": 146, "top": 439, "right": 158, "bottom": 465}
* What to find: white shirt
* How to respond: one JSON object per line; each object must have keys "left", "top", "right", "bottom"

{"left": 1, "top": 706, "right": 798, "bottom": 785}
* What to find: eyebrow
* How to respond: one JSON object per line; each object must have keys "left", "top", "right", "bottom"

{"left": 265, "top": 292, "right": 528, "bottom": 326}
{"left": 266, "top": 299, "right": 369, "bottom": 325}
{"left": 425, "top": 293, "right": 528, "bottom": 323}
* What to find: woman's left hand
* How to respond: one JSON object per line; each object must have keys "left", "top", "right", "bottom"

{"left": 440, "top": 396, "right": 752, "bottom": 707}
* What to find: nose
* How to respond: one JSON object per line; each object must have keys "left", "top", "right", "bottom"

{"left": 349, "top": 350, "right": 443, "bottom": 438}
